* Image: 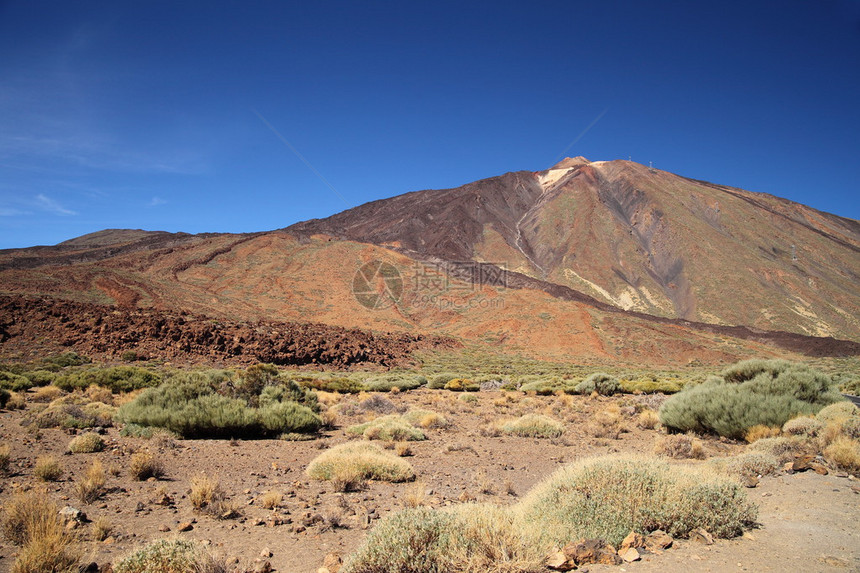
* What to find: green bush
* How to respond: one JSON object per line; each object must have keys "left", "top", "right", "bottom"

{"left": 0, "top": 371, "right": 32, "bottom": 391}
{"left": 293, "top": 375, "right": 365, "bottom": 393}
{"left": 519, "top": 378, "right": 577, "bottom": 395}
{"left": 515, "top": 455, "right": 757, "bottom": 546}
{"left": 116, "top": 379, "right": 321, "bottom": 439}
{"left": 54, "top": 366, "right": 160, "bottom": 394}
{"left": 659, "top": 360, "right": 844, "bottom": 439}
{"left": 113, "top": 538, "right": 226, "bottom": 573}
{"left": 574, "top": 373, "right": 620, "bottom": 396}
{"left": 426, "top": 372, "right": 462, "bottom": 389}
{"left": 363, "top": 374, "right": 426, "bottom": 392}
{"left": 21, "top": 370, "right": 56, "bottom": 387}
{"left": 621, "top": 378, "right": 682, "bottom": 394}
{"left": 31, "top": 399, "right": 114, "bottom": 429}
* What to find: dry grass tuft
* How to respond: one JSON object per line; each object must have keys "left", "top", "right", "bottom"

{"left": 587, "top": 405, "right": 626, "bottom": 439}
{"left": 2, "top": 491, "right": 80, "bottom": 573}
{"left": 260, "top": 490, "right": 282, "bottom": 510}
{"left": 91, "top": 516, "right": 112, "bottom": 541}
{"left": 499, "top": 414, "right": 564, "bottom": 439}
{"left": 403, "top": 482, "right": 427, "bottom": 508}
{"left": 0, "top": 444, "right": 11, "bottom": 474}
{"left": 129, "top": 451, "right": 164, "bottom": 481}
{"left": 190, "top": 474, "right": 239, "bottom": 518}
{"left": 654, "top": 434, "right": 707, "bottom": 459}
{"left": 637, "top": 409, "right": 661, "bottom": 430}
{"left": 34, "top": 455, "right": 64, "bottom": 481}
{"left": 31, "top": 385, "right": 62, "bottom": 403}
{"left": 824, "top": 436, "right": 860, "bottom": 473}
{"left": 744, "top": 425, "right": 782, "bottom": 443}
{"left": 395, "top": 441, "right": 412, "bottom": 457}
{"left": 76, "top": 460, "right": 106, "bottom": 504}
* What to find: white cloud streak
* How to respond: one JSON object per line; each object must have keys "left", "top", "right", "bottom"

{"left": 35, "top": 194, "right": 77, "bottom": 216}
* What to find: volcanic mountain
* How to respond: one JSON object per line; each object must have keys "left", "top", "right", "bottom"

{"left": 1, "top": 158, "right": 858, "bottom": 366}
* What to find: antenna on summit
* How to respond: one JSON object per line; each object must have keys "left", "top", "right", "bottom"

{"left": 649, "top": 161, "right": 656, "bottom": 173}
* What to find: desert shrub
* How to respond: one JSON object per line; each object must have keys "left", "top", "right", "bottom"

{"left": 33, "top": 401, "right": 100, "bottom": 429}
{"left": 2, "top": 492, "right": 79, "bottom": 573}
{"left": 6, "top": 391, "right": 25, "bottom": 410}
{"left": 75, "top": 460, "right": 106, "bottom": 503}
{"left": 54, "top": 366, "right": 161, "bottom": 393}
{"left": 0, "top": 371, "right": 32, "bottom": 391}
{"left": 782, "top": 416, "right": 824, "bottom": 437}
{"left": 816, "top": 401, "right": 859, "bottom": 423}
{"left": 357, "top": 394, "right": 398, "bottom": 414}
{"left": 519, "top": 377, "right": 575, "bottom": 395}
{"left": 659, "top": 360, "right": 844, "bottom": 439}
{"left": 621, "top": 378, "right": 683, "bottom": 394}
{"left": 748, "top": 436, "right": 809, "bottom": 463}
{"left": 500, "top": 414, "right": 564, "bottom": 439}
{"left": 444, "top": 378, "right": 480, "bottom": 392}
{"left": 708, "top": 452, "right": 780, "bottom": 479}
{"left": 116, "top": 380, "right": 321, "bottom": 438}
{"left": 342, "top": 504, "right": 543, "bottom": 573}
{"left": 68, "top": 432, "right": 105, "bottom": 453}
{"left": 21, "top": 370, "right": 56, "bottom": 387}
{"left": 653, "top": 434, "right": 706, "bottom": 459}
{"left": 401, "top": 409, "right": 448, "bottom": 429}
{"left": 129, "top": 451, "right": 164, "bottom": 480}
{"left": 0, "top": 388, "right": 9, "bottom": 409}
{"left": 306, "top": 442, "right": 415, "bottom": 483}
{"left": 364, "top": 374, "right": 426, "bottom": 392}
{"left": 347, "top": 415, "right": 426, "bottom": 441}
{"left": 587, "top": 405, "right": 626, "bottom": 439}
{"left": 721, "top": 359, "right": 793, "bottom": 384}
{"left": 34, "top": 456, "right": 63, "bottom": 481}
{"left": 113, "top": 538, "right": 228, "bottom": 573}
{"left": 515, "top": 455, "right": 757, "bottom": 546}
{"left": 458, "top": 393, "right": 478, "bottom": 404}
{"left": 839, "top": 377, "right": 860, "bottom": 396}
{"left": 427, "top": 372, "right": 462, "bottom": 389}
{"left": 575, "top": 372, "right": 620, "bottom": 396}
{"left": 31, "top": 385, "right": 62, "bottom": 402}
{"left": 296, "top": 376, "right": 365, "bottom": 393}
{"left": 824, "top": 437, "right": 860, "bottom": 473}
{"left": 41, "top": 351, "right": 90, "bottom": 369}
{"left": 342, "top": 508, "right": 461, "bottom": 572}
{"left": 0, "top": 444, "right": 10, "bottom": 474}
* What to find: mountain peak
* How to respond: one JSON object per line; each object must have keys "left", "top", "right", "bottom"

{"left": 548, "top": 156, "right": 591, "bottom": 170}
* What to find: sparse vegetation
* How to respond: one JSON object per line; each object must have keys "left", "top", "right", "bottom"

{"left": 824, "top": 436, "right": 860, "bottom": 473}
{"left": 54, "top": 365, "right": 161, "bottom": 393}
{"left": 260, "top": 490, "right": 282, "bottom": 509}
{"left": 0, "top": 444, "right": 10, "bottom": 474}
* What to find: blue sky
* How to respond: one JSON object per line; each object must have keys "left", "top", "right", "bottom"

{"left": 1, "top": 1, "right": 859, "bottom": 249}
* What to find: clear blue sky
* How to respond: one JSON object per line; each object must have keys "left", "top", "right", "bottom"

{"left": 1, "top": 0, "right": 859, "bottom": 249}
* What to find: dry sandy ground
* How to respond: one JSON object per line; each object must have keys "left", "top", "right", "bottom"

{"left": 0, "top": 388, "right": 857, "bottom": 572}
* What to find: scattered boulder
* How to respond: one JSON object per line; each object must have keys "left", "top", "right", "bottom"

{"left": 619, "top": 547, "right": 641, "bottom": 562}
{"left": 59, "top": 506, "right": 87, "bottom": 523}
{"left": 620, "top": 531, "right": 646, "bottom": 551}
{"left": 564, "top": 538, "right": 622, "bottom": 566}
{"left": 177, "top": 521, "right": 194, "bottom": 532}
{"left": 690, "top": 527, "right": 714, "bottom": 545}
{"left": 645, "top": 530, "right": 674, "bottom": 552}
